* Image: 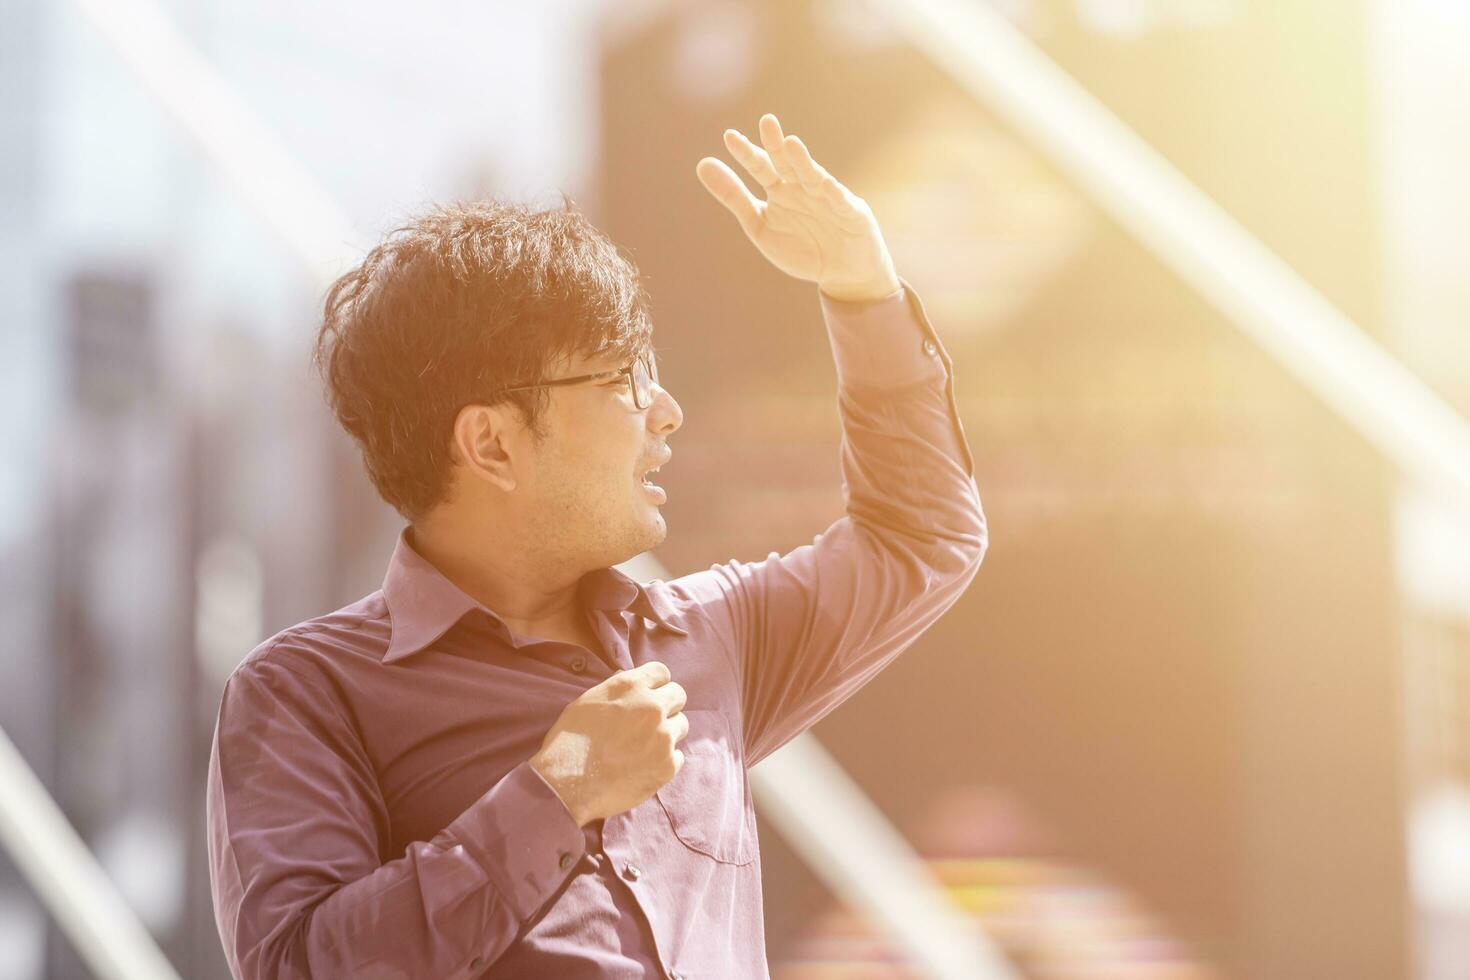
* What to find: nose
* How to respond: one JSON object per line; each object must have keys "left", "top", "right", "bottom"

{"left": 647, "top": 382, "right": 683, "bottom": 435}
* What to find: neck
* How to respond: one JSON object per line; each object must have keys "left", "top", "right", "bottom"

{"left": 409, "top": 509, "right": 586, "bottom": 636}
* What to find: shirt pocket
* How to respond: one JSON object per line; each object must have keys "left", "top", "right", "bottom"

{"left": 654, "top": 708, "right": 757, "bottom": 865}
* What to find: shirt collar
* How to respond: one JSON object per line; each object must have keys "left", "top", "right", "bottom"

{"left": 381, "top": 527, "right": 687, "bottom": 665}
{"left": 578, "top": 564, "right": 689, "bottom": 639}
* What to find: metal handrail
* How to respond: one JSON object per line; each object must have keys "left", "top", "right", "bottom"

{"left": 878, "top": 0, "right": 1470, "bottom": 501}
{"left": 0, "top": 726, "right": 181, "bottom": 980}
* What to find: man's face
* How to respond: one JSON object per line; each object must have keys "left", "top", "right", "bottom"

{"left": 518, "top": 347, "right": 683, "bottom": 569}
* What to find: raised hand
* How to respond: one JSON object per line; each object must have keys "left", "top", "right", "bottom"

{"left": 696, "top": 113, "right": 901, "bottom": 304}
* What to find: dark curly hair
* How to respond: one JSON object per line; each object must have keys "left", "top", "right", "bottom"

{"left": 314, "top": 195, "right": 655, "bottom": 522}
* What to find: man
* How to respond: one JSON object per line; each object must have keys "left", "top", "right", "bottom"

{"left": 207, "top": 113, "right": 985, "bottom": 979}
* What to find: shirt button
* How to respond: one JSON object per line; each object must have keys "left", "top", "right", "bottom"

{"left": 559, "top": 852, "right": 576, "bottom": 871}
{"left": 470, "top": 957, "right": 484, "bottom": 971}
{"left": 570, "top": 655, "right": 586, "bottom": 673}
{"left": 922, "top": 338, "right": 939, "bottom": 357}
{"left": 669, "top": 972, "right": 684, "bottom": 980}
{"left": 622, "top": 862, "right": 642, "bottom": 881}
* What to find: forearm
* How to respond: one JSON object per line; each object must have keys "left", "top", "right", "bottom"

{"left": 818, "top": 278, "right": 986, "bottom": 565}
{"left": 217, "top": 761, "right": 584, "bottom": 979}
{"left": 711, "top": 281, "right": 984, "bottom": 763}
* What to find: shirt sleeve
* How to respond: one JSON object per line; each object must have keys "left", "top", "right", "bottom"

{"left": 672, "top": 278, "right": 987, "bottom": 766}
{"left": 206, "top": 654, "right": 586, "bottom": 979}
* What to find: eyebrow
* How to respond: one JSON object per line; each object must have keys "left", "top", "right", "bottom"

{"left": 584, "top": 357, "right": 630, "bottom": 375}
{"left": 589, "top": 349, "right": 648, "bottom": 372}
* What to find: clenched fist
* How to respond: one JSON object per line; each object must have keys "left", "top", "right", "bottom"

{"left": 530, "top": 661, "right": 689, "bottom": 827}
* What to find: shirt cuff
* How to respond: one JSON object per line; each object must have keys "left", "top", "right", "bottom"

{"left": 818, "top": 277, "right": 950, "bottom": 390}
{"left": 448, "top": 759, "right": 586, "bottom": 921}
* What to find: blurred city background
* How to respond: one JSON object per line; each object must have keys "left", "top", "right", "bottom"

{"left": 2, "top": 0, "right": 1469, "bottom": 976}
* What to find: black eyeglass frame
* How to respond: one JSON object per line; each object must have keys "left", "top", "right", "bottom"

{"left": 499, "top": 350, "right": 659, "bottom": 410}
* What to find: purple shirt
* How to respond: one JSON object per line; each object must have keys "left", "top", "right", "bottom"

{"left": 206, "top": 280, "right": 985, "bottom": 979}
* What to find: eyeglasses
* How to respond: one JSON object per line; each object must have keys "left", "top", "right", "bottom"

{"left": 500, "top": 350, "right": 660, "bottom": 410}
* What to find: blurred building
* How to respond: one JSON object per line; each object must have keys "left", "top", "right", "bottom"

{"left": 598, "top": 1, "right": 1404, "bottom": 977}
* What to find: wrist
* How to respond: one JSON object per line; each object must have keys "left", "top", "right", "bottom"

{"left": 530, "top": 751, "right": 590, "bottom": 827}
{"left": 818, "top": 273, "right": 902, "bottom": 305}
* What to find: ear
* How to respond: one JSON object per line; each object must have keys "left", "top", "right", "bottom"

{"left": 450, "top": 403, "right": 523, "bottom": 493}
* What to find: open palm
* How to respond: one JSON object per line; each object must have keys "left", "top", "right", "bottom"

{"left": 696, "top": 114, "right": 900, "bottom": 303}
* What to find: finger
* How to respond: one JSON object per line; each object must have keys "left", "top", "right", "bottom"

{"left": 695, "top": 157, "right": 762, "bottom": 237}
{"left": 633, "top": 660, "right": 672, "bottom": 687}
{"left": 722, "top": 129, "right": 781, "bottom": 189}
{"left": 758, "top": 113, "right": 799, "bottom": 183}
{"left": 783, "top": 134, "right": 830, "bottom": 191}
{"left": 671, "top": 748, "right": 685, "bottom": 775}
{"left": 658, "top": 681, "right": 688, "bottom": 717}
{"left": 669, "top": 711, "right": 691, "bottom": 745}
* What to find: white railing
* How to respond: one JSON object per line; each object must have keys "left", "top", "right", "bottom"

{"left": 877, "top": 0, "right": 1470, "bottom": 501}
{"left": 0, "top": 727, "right": 181, "bottom": 980}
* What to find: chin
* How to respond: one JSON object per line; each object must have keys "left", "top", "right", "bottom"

{"left": 636, "top": 512, "right": 668, "bottom": 551}
{"left": 601, "top": 514, "right": 667, "bottom": 570}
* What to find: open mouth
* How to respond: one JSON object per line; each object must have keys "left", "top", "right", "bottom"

{"left": 638, "top": 454, "right": 670, "bottom": 503}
